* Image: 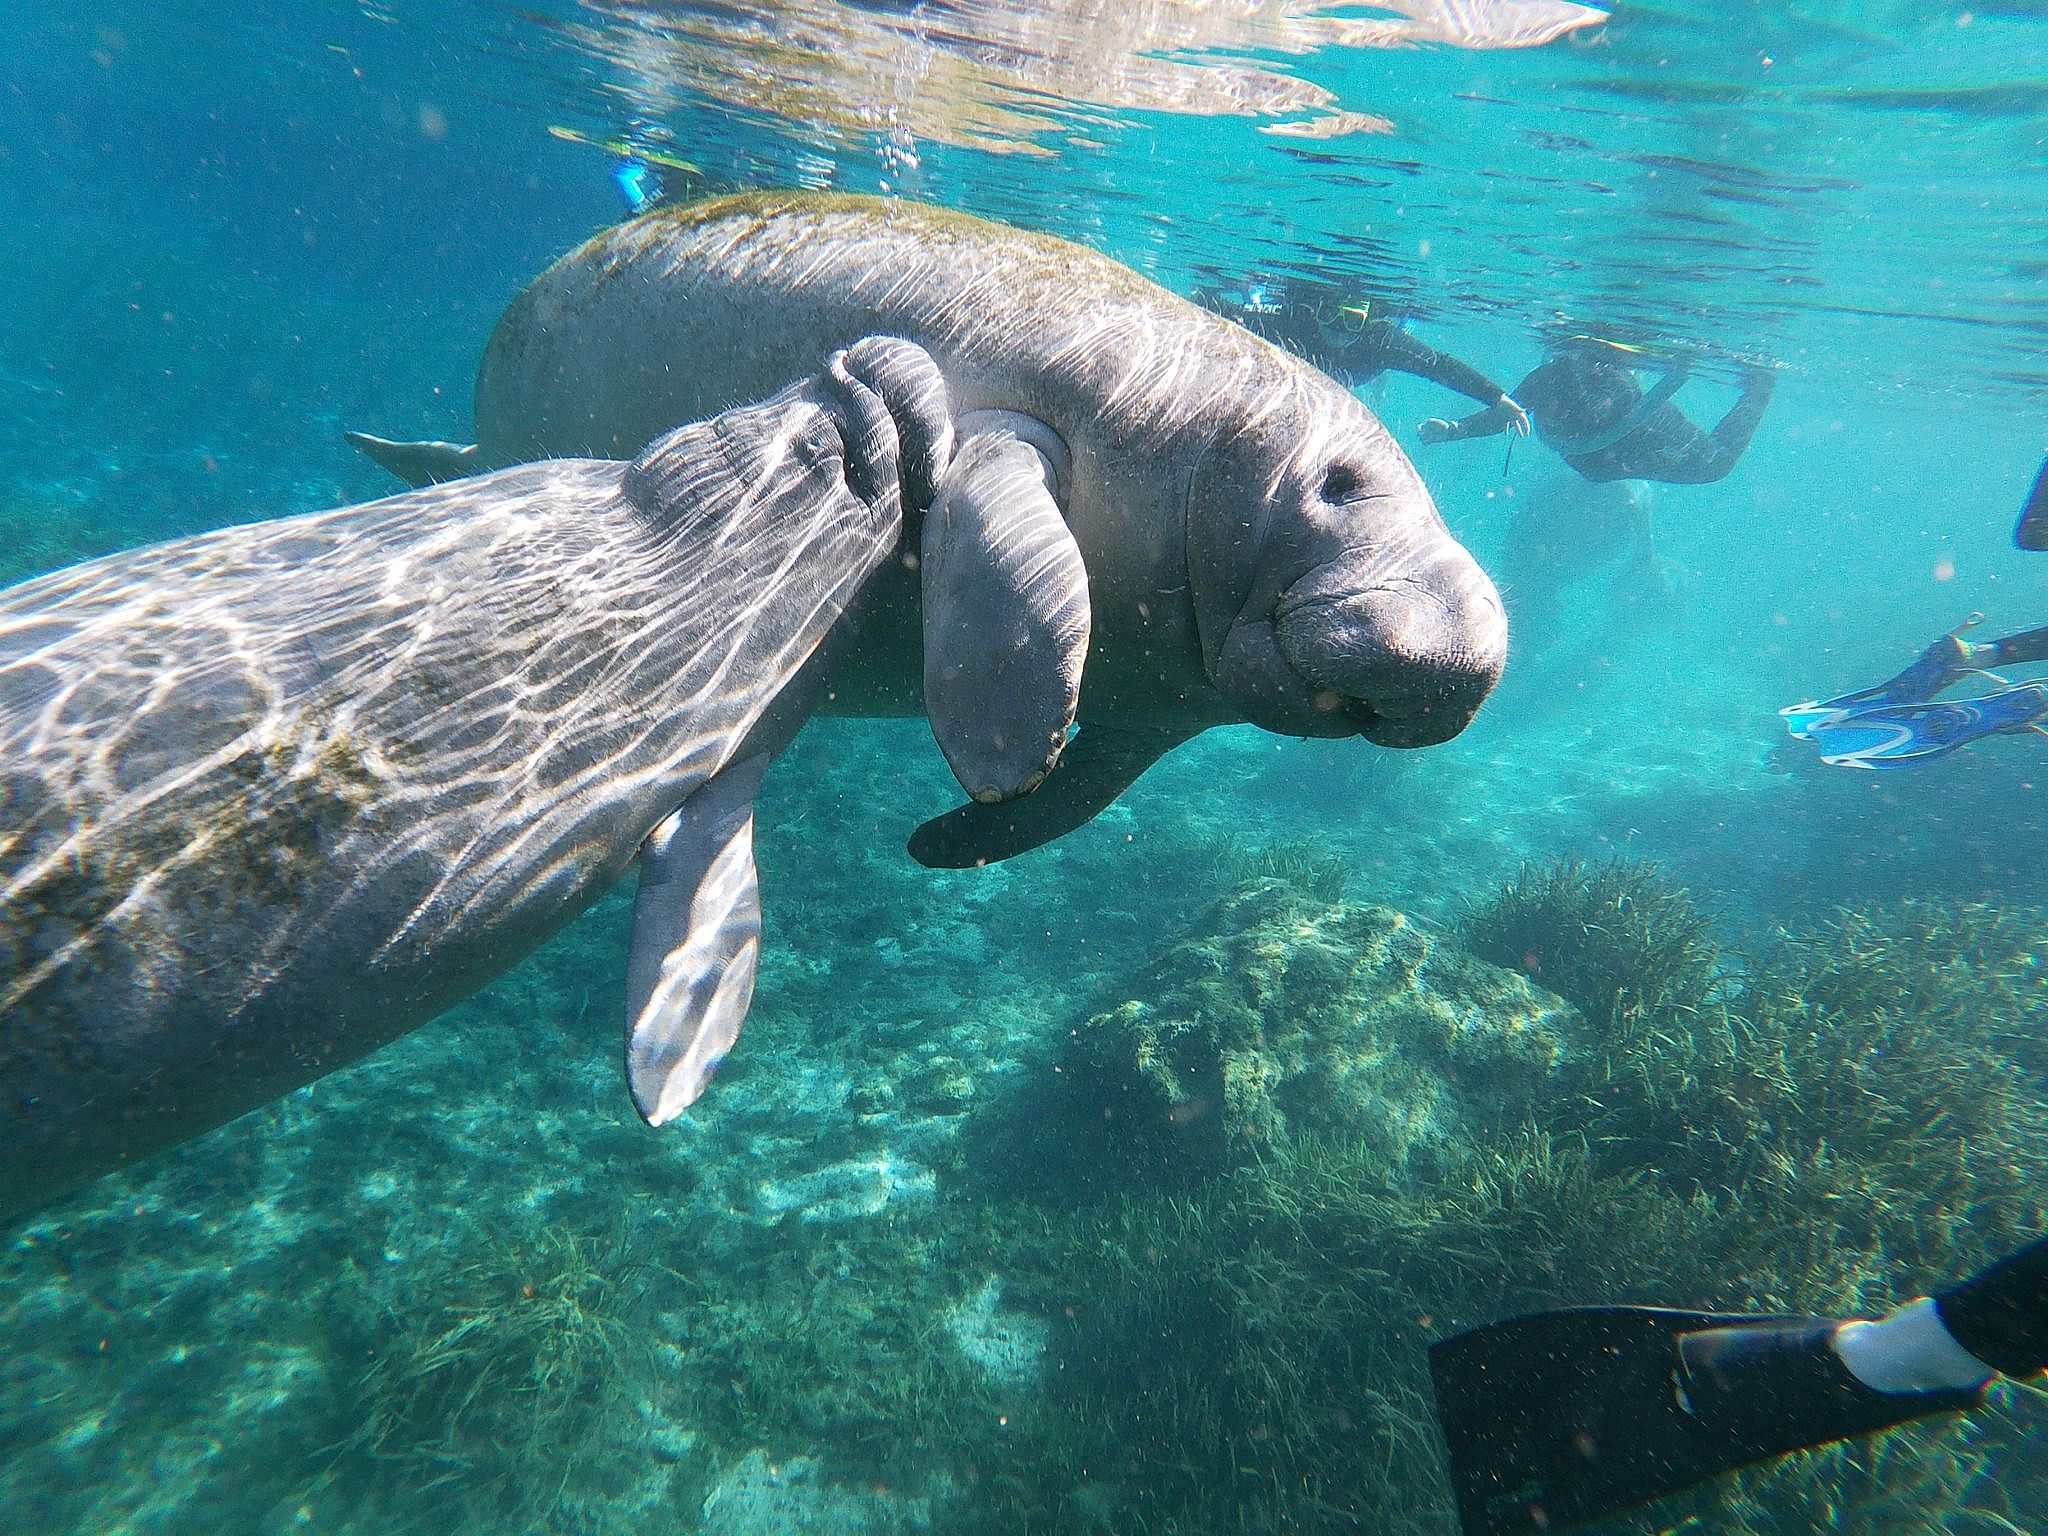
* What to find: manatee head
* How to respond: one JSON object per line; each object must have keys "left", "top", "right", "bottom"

{"left": 1186, "top": 381, "right": 1505, "bottom": 747}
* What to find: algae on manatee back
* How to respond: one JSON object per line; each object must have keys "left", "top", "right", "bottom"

{"left": 0, "top": 702, "right": 385, "bottom": 1025}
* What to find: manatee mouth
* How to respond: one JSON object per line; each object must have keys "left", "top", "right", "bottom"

{"left": 1340, "top": 694, "right": 1480, "bottom": 749}
{"left": 1275, "top": 558, "right": 1508, "bottom": 749}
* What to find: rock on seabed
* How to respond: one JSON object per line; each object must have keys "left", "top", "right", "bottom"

{"left": 1031, "top": 878, "right": 1586, "bottom": 1187}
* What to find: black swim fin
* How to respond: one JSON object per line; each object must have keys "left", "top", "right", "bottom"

{"left": 1428, "top": 1305, "right": 1983, "bottom": 1536}
{"left": 2014, "top": 453, "right": 2048, "bottom": 550}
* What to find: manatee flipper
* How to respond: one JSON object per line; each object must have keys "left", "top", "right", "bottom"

{"left": 623, "top": 335, "right": 958, "bottom": 1124}
{"left": 624, "top": 753, "right": 770, "bottom": 1126}
{"left": 907, "top": 723, "right": 1197, "bottom": 868}
{"left": 343, "top": 431, "right": 484, "bottom": 488}
{"left": 921, "top": 416, "right": 1090, "bottom": 805}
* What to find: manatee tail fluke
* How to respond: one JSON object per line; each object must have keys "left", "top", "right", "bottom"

{"left": 343, "top": 431, "right": 485, "bottom": 488}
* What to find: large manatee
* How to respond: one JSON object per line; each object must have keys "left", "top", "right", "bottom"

{"left": 0, "top": 339, "right": 962, "bottom": 1222}
{"left": 352, "top": 191, "right": 1508, "bottom": 865}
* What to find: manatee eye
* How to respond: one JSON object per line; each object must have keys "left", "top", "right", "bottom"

{"left": 1321, "top": 464, "right": 1365, "bottom": 503}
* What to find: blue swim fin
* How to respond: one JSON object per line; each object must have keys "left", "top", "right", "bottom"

{"left": 1781, "top": 615, "right": 1988, "bottom": 738}
{"left": 1800, "top": 682, "right": 2048, "bottom": 769}
{"left": 1780, "top": 697, "right": 1862, "bottom": 739}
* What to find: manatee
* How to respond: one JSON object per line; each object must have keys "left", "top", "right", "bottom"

{"left": 0, "top": 338, "right": 962, "bottom": 1222}
{"left": 350, "top": 191, "right": 1508, "bottom": 866}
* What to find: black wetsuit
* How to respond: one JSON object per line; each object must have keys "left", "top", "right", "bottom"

{"left": 1317, "top": 320, "right": 1517, "bottom": 407}
{"left": 1938, "top": 1236, "right": 2048, "bottom": 1382}
{"left": 1979, "top": 625, "right": 2048, "bottom": 669}
{"left": 2017, "top": 455, "right": 2048, "bottom": 549}
{"left": 1976, "top": 457, "right": 2048, "bottom": 656}
{"left": 1200, "top": 289, "right": 1519, "bottom": 413}
{"left": 1439, "top": 346, "right": 1775, "bottom": 485}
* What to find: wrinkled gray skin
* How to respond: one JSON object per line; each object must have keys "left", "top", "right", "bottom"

{"left": 354, "top": 193, "right": 1507, "bottom": 859}
{"left": 0, "top": 340, "right": 950, "bottom": 1223}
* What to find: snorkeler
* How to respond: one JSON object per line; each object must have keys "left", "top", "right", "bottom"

{"left": 1419, "top": 336, "right": 1775, "bottom": 485}
{"left": 613, "top": 158, "right": 661, "bottom": 215}
{"left": 1429, "top": 1233, "right": 2048, "bottom": 1536}
{"left": 543, "top": 121, "right": 699, "bottom": 215}
{"left": 1781, "top": 456, "right": 2048, "bottom": 768}
{"left": 1194, "top": 277, "right": 1532, "bottom": 437}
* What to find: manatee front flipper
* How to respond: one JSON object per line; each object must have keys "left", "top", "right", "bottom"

{"left": 625, "top": 754, "right": 770, "bottom": 1126}
{"left": 343, "top": 431, "right": 483, "bottom": 488}
{"left": 922, "top": 415, "right": 1091, "bottom": 804}
{"left": 908, "top": 723, "right": 1197, "bottom": 868}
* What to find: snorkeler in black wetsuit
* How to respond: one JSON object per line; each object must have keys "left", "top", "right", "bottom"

{"left": 1194, "top": 279, "right": 1533, "bottom": 437}
{"left": 1420, "top": 336, "right": 1775, "bottom": 485}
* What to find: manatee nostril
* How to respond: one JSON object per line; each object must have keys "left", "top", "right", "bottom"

{"left": 1320, "top": 464, "right": 1364, "bottom": 504}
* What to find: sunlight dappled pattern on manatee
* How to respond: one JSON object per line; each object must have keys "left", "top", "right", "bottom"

{"left": 2, "top": 1, "right": 2047, "bottom": 1533}
{"left": 0, "top": 345, "right": 949, "bottom": 1219}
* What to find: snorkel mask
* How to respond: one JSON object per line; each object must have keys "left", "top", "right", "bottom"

{"left": 1305, "top": 298, "right": 1372, "bottom": 353}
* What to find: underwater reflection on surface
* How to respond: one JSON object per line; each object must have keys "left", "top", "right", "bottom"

{"left": 560, "top": 0, "right": 1608, "bottom": 156}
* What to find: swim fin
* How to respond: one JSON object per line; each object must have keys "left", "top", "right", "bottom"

{"left": 1780, "top": 614, "right": 1987, "bottom": 737}
{"left": 1428, "top": 1305, "right": 1983, "bottom": 1536}
{"left": 1799, "top": 682, "right": 2048, "bottom": 768}
{"left": 2014, "top": 453, "right": 2048, "bottom": 550}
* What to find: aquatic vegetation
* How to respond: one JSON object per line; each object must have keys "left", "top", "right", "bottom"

{"left": 8, "top": 844, "right": 2046, "bottom": 1536}
{"left": 1459, "top": 857, "right": 1726, "bottom": 1035}
{"left": 1763, "top": 897, "right": 2048, "bottom": 1078}
{"left": 661, "top": 1212, "right": 1013, "bottom": 1482}
{"left": 960, "top": 865, "right": 2048, "bottom": 1535}
{"left": 339, "top": 1223, "right": 663, "bottom": 1527}
{"left": 980, "top": 1127, "right": 1746, "bottom": 1535}
{"left": 1198, "top": 832, "right": 1355, "bottom": 903}
{"left": 0, "top": 485, "right": 135, "bottom": 587}
{"left": 1725, "top": 909, "right": 2048, "bottom": 1287}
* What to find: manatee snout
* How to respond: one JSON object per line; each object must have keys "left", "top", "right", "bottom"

{"left": 1275, "top": 544, "right": 1507, "bottom": 748}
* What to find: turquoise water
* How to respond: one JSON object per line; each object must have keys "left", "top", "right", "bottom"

{"left": 4, "top": 3, "right": 2048, "bottom": 1532}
